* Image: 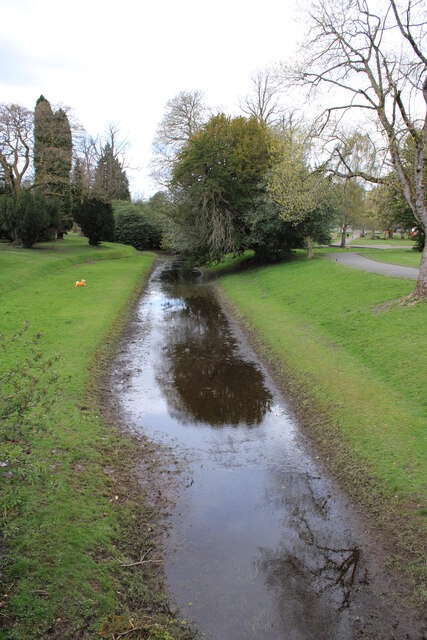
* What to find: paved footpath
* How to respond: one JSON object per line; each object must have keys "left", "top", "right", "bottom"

{"left": 328, "top": 252, "right": 419, "bottom": 280}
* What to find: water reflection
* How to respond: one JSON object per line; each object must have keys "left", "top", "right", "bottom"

{"left": 112, "top": 258, "right": 422, "bottom": 640}
{"left": 155, "top": 263, "right": 272, "bottom": 427}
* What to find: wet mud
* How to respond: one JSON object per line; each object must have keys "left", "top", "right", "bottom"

{"left": 111, "top": 257, "right": 425, "bottom": 640}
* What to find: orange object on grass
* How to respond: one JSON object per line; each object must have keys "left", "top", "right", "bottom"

{"left": 75, "top": 279, "right": 86, "bottom": 287}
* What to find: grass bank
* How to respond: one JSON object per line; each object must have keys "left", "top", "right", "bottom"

{"left": 211, "top": 250, "right": 426, "bottom": 600}
{"left": 0, "top": 236, "right": 194, "bottom": 639}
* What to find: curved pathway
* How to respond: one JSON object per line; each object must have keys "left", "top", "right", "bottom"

{"left": 328, "top": 252, "right": 418, "bottom": 280}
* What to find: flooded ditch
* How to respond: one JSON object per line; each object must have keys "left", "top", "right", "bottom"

{"left": 111, "top": 257, "right": 423, "bottom": 640}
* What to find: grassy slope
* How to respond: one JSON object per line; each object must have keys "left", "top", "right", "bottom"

{"left": 213, "top": 251, "right": 426, "bottom": 593}
{"left": 0, "top": 237, "right": 190, "bottom": 639}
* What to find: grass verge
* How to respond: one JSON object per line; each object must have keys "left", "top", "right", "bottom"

{"left": 210, "top": 251, "right": 426, "bottom": 602}
{"left": 0, "top": 235, "right": 194, "bottom": 639}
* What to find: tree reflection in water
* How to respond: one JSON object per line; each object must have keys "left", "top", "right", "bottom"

{"left": 254, "top": 468, "right": 374, "bottom": 640}
{"left": 155, "top": 263, "right": 272, "bottom": 427}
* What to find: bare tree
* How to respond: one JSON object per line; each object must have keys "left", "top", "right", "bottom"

{"left": 282, "top": 0, "right": 427, "bottom": 299}
{"left": 240, "top": 69, "right": 283, "bottom": 126}
{"left": 151, "top": 90, "right": 209, "bottom": 186}
{"left": 0, "top": 103, "right": 33, "bottom": 196}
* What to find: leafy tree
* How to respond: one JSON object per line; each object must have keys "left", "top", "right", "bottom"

{"left": 170, "top": 114, "right": 270, "bottom": 262}
{"left": 73, "top": 197, "right": 115, "bottom": 245}
{"left": 247, "top": 193, "right": 305, "bottom": 260}
{"left": 367, "top": 177, "right": 425, "bottom": 250}
{"left": 113, "top": 200, "right": 162, "bottom": 250}
{"left": 93, "top": 143, "right": 130, "bottom": 202}
{"left": 267, "top": 128, "right": 333, "bottom": 258}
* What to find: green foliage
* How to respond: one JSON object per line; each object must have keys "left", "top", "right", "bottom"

{"left": 73, "top": 196, "right": 115, "bottom": 245}
{"left": 267, "top": 129, "right": 334, "bottom": 251}
{"left": 34, "top": 96, "right": 73, "bottom": 237}
{"left": 93, "top": 143, "right": 130, "bottom": 202}
{"left": 247, "top": 193, "right": 305, "bottom": 260}
{"left": 113, "top": 200, "right": 162, "bottom": 250}
{"left": 3, "top": 190, "right": 60, "bottom": 248}
{"left": 71, "top": 157, "right": 85, "bottom": 207}
{"left": 0, "top": 193, "right": 17, "bottom": 241}
{"left": 170, "top": 114, "right": 270, "bottom": 262}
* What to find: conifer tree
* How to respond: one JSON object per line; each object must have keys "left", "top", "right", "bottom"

{"left": 93, "top": 143, "right": 130, "bottom": 202}
{"left": 34, "top": 96, "right": 73, "bottom": 238}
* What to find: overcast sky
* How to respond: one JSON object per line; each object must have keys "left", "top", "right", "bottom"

{"left": 0, "top": 0, "right": 305, "bottom": 198}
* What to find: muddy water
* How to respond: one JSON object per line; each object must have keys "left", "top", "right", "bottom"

{"left": 112, "top": 257, "right": 420, "bottom": 640}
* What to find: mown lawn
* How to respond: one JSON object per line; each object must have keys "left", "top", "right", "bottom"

{"left": 213, "top": 250, "right": 426, "bottom": 595}
{"left": 358, "top": 248, "right": 422, "bottom": 268}
{"left": 347, "top": 235, "right": 414, "bottom": 247}
{"left": 0, "top": 237, "right": 193, "bottom": 639}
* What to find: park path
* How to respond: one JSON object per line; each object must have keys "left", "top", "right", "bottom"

{"left": 327, "top": 252, "right": 418, "bottom": 280}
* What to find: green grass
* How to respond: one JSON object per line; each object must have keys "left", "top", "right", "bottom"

{"left": 213, "top": 252, "right": 426, "bottom": 593}
{"left": 0, "top": 236, "right": 193, "bottom": 639}
{"left": 358, "top": 248, "right": 422, "bottom": 268}
{"left": 348, "top": 235, "right": 414, "bottom": 246}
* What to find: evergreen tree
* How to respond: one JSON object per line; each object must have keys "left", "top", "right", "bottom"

{"left": 73, "top": 196, "right": 115, "bottom": 245}
{"left": 14, "top": 190, "right": 59, "bottom": 248}
{"left": 93, "top": 143, "right": 130, "bottom": 202}
{"left": 52, "top": 108, "right": 73, "bottom": 238}
{"left": 34, "top": 96, "right": 73, "bottom": 238}
{"left": 34, "top": 96, "right": 55, "bottom": 191}
{"left": 71, "top": 158, "right": 85, "bottom": 209}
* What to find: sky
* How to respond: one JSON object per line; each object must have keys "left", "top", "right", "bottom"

{"left": 0, "top": 0, "right": 305, "bottom": 198}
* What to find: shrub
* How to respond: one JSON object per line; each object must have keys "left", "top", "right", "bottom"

{"left": 73, "top": 196, "right": 115, "bottom": 246}
{"left": 113, "top": 201, "right": 162, "bottom": 250}
{"left": 0, "top": 191, "right": 60, "bottom": 247}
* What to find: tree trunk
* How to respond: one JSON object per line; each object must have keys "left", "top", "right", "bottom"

{"left": 306, "top": 236, "right": 313, "bottom": 260}
{"left": 57, "top": 231, "right": 64, "bottom": 240}
{"left": 412, "top": 244, "right": 427, "bottom": 300}
{"left": 340, "top": 224, "right": 347, "bottom": 248}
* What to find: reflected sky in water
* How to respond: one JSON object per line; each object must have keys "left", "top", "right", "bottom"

{"left": 112, "top": 258, "right": 420, "bottom": 640}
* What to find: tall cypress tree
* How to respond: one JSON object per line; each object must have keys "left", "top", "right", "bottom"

{"left": 34, "top": 96, "right": 73, "bottom": 238}
{"left": 34, "top": 95, "right": 55, "bottom": 192}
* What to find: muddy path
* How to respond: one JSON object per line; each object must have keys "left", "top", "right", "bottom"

{"left": 110, "top": 256, "right": 425, "bottom": 640}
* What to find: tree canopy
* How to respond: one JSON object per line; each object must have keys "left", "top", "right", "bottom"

{"left": 169, "top": 114, "right": 270, "bottom": 262}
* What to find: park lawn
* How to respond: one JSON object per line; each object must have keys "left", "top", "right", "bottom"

{"left": 348, "top": 236, "right": 414, "bottom": 247}
{"left": 358, "top": 248, "right": 422, "bottom": 268}
{"left": 213, "top": 252, "right": 426, "bottom": 591}
{"left": 0, "top": 236, "right": 172, "bottom": 639}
